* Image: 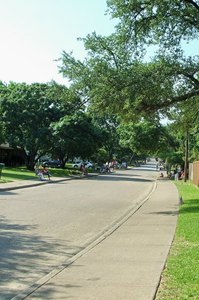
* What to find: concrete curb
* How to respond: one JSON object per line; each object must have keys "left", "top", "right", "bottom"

{"left": 0, "top": 173, "right": 100, "bottom": 192}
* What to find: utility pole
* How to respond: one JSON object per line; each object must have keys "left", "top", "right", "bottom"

{"left": 184, "top": 129, "right": 188, "bottom": 182}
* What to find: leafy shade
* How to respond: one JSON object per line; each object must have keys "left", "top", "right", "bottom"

{"left": 107, "top": 0, "right": 199, "bottom": 47}
{"left": 0, "top": 81, "right": 80, "bottom": 170}
{"left": 58, "top": 0, "right": 199, "bottom": 120}
{"left": 118, "top": 121, "right": 160, "bottom": 156}
{"left": 117, "top": 120, "right": 181, "bottom": 162}
{"left": 50, "top": 112, "right": 103, "bottom": 165}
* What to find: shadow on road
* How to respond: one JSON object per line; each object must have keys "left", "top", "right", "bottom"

{"left": 96, "top": 174, "right": 153, "bottom": 182}
{"left": 87, "top": 165, "right": 157, "bottom": 182}
{"left": 0, "top": 215, "right": 83, "bottom": 299}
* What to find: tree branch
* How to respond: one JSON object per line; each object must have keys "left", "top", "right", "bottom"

{"left": 182, "top": 0, "right": 199, "bottom": 11}
{"left": 143, "top": 89, "right": 199, "bottom": 111}
{"left": 182, "top": 73, "right": 199, "bottom": 87}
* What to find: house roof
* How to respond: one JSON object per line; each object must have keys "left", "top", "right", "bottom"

{"left": 0, "top": 143, "right": 14, "bottom": 150}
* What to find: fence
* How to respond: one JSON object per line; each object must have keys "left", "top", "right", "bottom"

{"left": 192, "top": 161, "right": 199, "bottom": 188}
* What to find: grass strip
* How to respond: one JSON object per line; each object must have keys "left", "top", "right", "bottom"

{"left": 156, "top": 181, "right": 199, "bottom": 300}
{"left": 0, "top": 166, "right": 84, "bottom": 183}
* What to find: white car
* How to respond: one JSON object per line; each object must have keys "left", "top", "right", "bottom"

{"left": 72, "top": 161, "right": 93, "bottom": 168}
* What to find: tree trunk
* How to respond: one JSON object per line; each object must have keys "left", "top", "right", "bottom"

{"left": 29, "top": 155, "right": 36, "bottom": 171}
{"left": 15, "top": 147, "right": 29, "bottom": 168}
{"left": 129, "top": 153, "right": 135, "bottom": 165}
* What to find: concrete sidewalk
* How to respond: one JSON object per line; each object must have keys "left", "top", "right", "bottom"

{"left": 10, "top": 177, "right": 179, "bottom": 300}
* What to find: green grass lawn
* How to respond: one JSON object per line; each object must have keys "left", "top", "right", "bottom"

{"left": 156, "top": 180, "right": 199, "bottom": 300}
{"left": 0, "top": 165, "right": 84, "bottom": 183}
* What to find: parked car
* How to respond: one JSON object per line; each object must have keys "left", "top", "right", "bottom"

{"left": 42, "top": 160, "right": 61, "bottom": 167}
{"left": 84, "top": 162, "right": 93, "bottom": 168}
{"left": 72, "top": 161, "right": 93, "bottom": 168}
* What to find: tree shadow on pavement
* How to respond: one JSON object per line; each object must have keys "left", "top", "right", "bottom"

{"left": 148, "top": 210, "right": 178, "bottom": 216}
{"left": 0, "top": 215, "right": 83, "bottom": 300}
{"left": 96, "top": 174, "right": 153, "bottom": 182}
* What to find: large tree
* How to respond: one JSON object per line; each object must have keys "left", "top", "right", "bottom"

{"left": 0, "top": 104, "right": 5, "bottom": 144}
{"left": 91, "top": 113, "right": 121, "bottom": 161}
{"left": 58, "top": 0, "right": 199, "bottom": 120}
{"left": 107, "top": 0, "right": 199, "bottom": 46}
{"left": 0, "top": 81, "right": 80, "bottom": 170}
{"left": 118, "top": 120, "right": 179, "bottom": 161}
{"left": 166, "top": 95, "right": 199, "bottom": 179}
{"left": 50, "top": 111, "right": 103, "bottom": 166}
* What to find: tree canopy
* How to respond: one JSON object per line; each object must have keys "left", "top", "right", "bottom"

{"left": 0, "top": 81, "right": 81, "bottom": 169}
{"left": 107, "top": 0, "right": 199, "bottom": 46}
{"left": 50, "top": 111, "right": 103, "bottom": 167}
{"left": 58, "top": 0, "right": 199, "bottom": 121}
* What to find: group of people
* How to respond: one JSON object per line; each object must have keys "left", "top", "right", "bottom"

{"left": 101, "top": 163, "right": 111, "bottom": 173}
{"left": 35, "top": 159, "right": 126, "bottom": 179}
{"left": 101, "top": 161, "right": 120, "bottom": 173}
{"left": 167, "top": 166, "right": 185, "bottom": 180}
{"left": 35, "top": 165, "right": 52, "bottom": 180}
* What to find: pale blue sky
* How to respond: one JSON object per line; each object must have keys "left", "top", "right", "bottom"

{"left": 0, "top": 0, "right": 198, "bottom": 86}
{"left": 0, "top": 0, "right": 116, "bottom": 85}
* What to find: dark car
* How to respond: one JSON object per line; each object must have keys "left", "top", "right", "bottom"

{"left": 42, "top": 160, "right": 61, "bottom": 167}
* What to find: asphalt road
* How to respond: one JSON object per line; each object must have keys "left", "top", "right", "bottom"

{"left": 0, "top": 161, "right": 158, "bottom": 299}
